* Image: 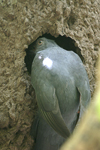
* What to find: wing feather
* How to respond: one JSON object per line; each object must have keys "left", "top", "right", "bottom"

{"left": 36, "top": 84, "right": 70, "bottom": 138}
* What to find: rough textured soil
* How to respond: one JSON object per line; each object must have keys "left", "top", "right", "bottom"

{"left": 0, "top": 0, "right": 100, "bottom": 150}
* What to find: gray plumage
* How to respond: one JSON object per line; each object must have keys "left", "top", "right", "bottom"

{"left": 31, "top": 37, "right": 91, "bottom": 150}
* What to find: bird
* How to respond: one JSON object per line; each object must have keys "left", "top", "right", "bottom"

{"left": 29, "top": 37, "right": 91, "bottom": 150}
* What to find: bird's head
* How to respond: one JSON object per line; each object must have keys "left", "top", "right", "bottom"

{"left": 34, "top": 37, "right": 57, "bottom": 53}
{"left": 25, "top": 37, "right": 57, "bottom": 74}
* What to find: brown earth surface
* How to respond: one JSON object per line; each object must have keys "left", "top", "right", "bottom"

{"left": 0, "top": 0, "right": 100, "bottom": 149}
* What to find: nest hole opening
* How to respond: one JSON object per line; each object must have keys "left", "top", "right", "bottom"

{"left": 25, "top": 33, "right": 84, "bottom": 74}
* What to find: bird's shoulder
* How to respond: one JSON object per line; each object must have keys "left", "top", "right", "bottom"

{"left": 32, "top": 46, "right": 85, "bottom": 80}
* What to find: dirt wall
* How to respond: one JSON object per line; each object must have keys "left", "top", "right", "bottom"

{"left": 0, "top": 0, "right": 100, "bottom": 149}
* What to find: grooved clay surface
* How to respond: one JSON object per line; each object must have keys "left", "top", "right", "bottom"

{"left": 0, "top": 0, "right": 100, "bottom": 149}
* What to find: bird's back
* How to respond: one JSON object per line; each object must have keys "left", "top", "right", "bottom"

{"left": 31, "top": 45, "right": 91, "bottom": 149}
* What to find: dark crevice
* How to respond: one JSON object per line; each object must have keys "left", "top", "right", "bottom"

{"left": 24, "top": 33, "right": 84, "bottom": 74}
{"left": 24, "top": 41, "right": 36, "bottom": 74}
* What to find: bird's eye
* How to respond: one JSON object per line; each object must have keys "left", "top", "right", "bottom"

{"left": 38, "top": 40, "right": 43, "bottom": 45}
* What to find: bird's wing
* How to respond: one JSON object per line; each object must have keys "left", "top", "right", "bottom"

{"left": 77, "top": 80, "right": 91, "bottom": 122}
{"left": 36, "top": 82, "right": 70, "bottom": 138}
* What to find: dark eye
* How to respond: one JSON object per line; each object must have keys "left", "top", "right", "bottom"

{"left": 38, "top": 40, "right": 43, "bottom": 45}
